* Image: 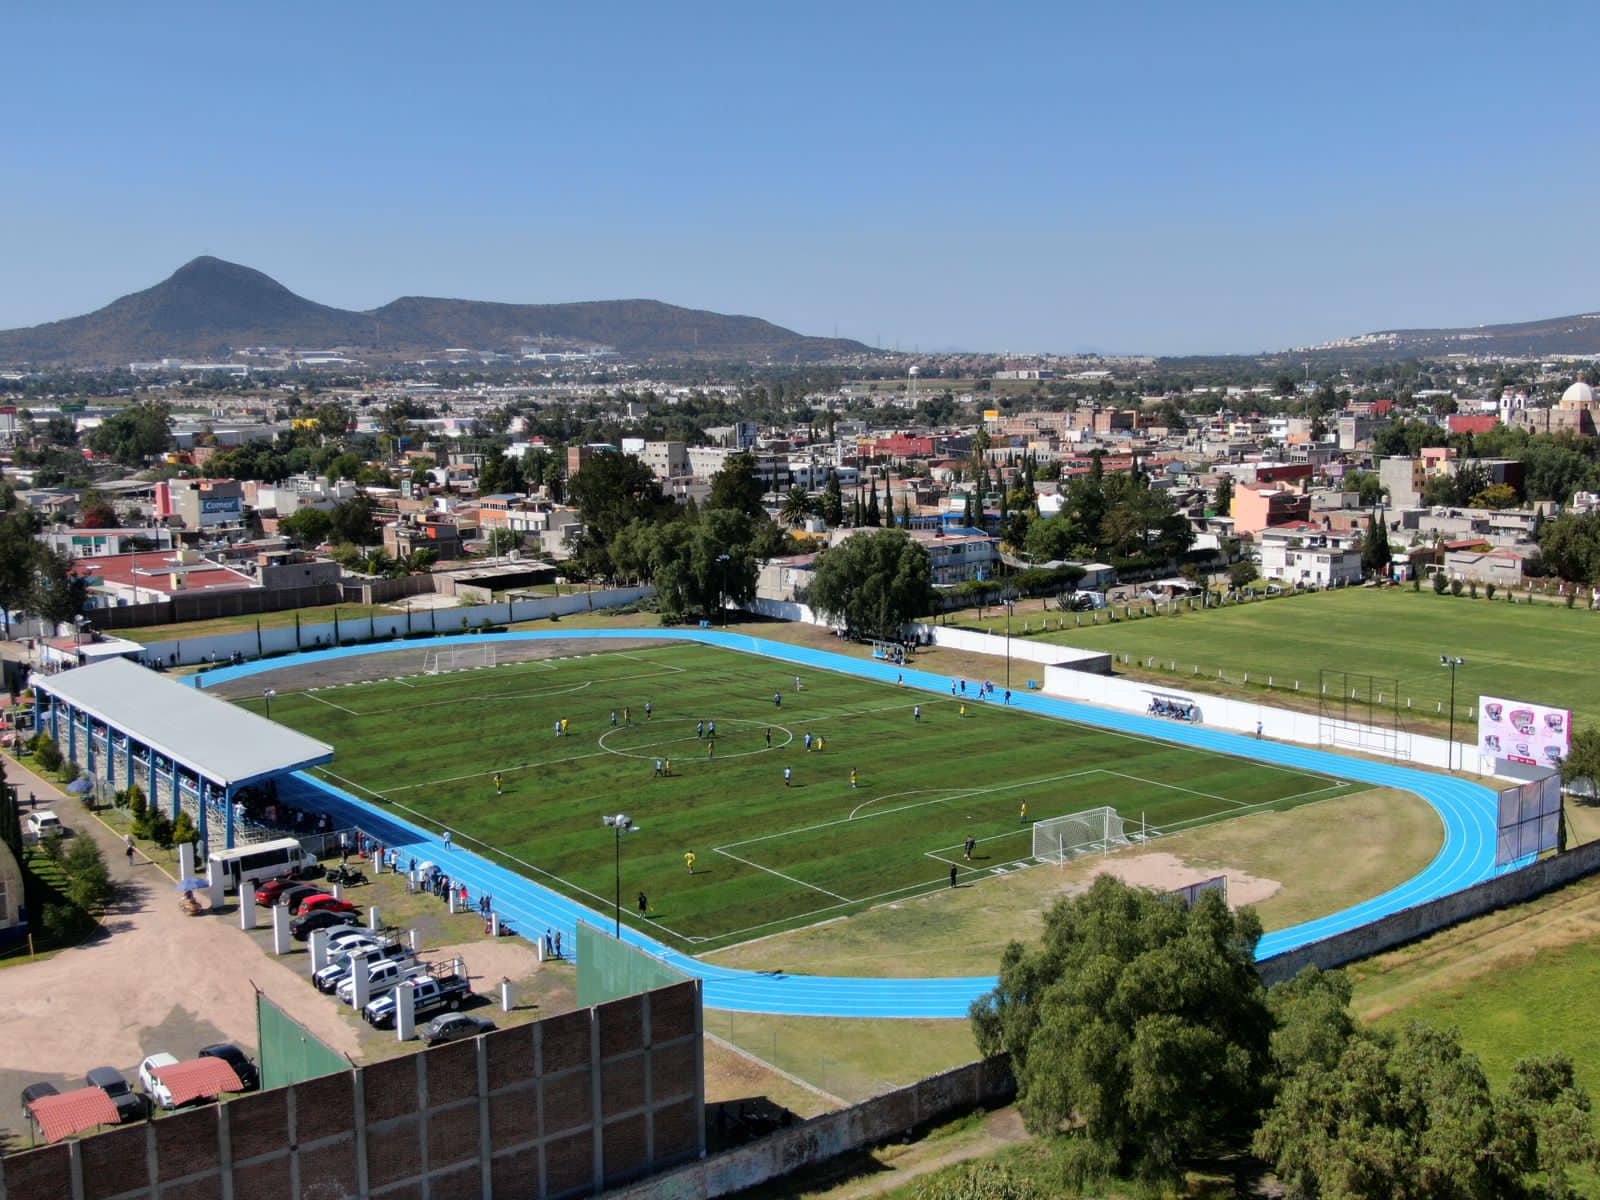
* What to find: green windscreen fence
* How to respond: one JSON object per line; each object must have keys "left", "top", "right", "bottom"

{"left": 256, "top": 989, "right": 349, "bottom": 1092}
{"left": 576, "top": 922, "right": 689, "bottom": 1008}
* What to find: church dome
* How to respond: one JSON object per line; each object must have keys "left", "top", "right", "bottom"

{"left": 1561, "top": 381, "right": 1595, "bottom": 409}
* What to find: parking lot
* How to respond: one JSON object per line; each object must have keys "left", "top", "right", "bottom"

{"left": 0, "top": 754, "right": 569, "bottom": 1151}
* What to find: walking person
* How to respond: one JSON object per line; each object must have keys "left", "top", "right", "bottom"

{"left": 949, "top": 865, "right": 958, "bottom": 888}
{"left": 610, "top": 710, "right": 617, "bottom": 727}
{"left": 124, "top": 833, "right": 135, "bottom": 865}
{"left": 654, "top": 758, "right": 664, "bottom": 777}
{"left": 784, "top": 766, "right": 792, "bottom": 788}
{"left": 638, "top": 891, "right": 649, "bottom": 916}
{"left": 544, "top": 929, "right": 553, "bottom": 957}
{"left": 765, "top": 727, "right": 772, "bottom": 748}
{"left": 1256, "top": 721, "right": 1263, "bottom": 738}
{"left": 913, "top": 705, "right": 921, "bottom": 722}
{"left": 494, "top": 772, "right": 503, "bottom": 796}
{"left": 706, "top": 739, "right": 715, "bottom": 759}
{"left": 774, "top": 691, "right": 782, "bottom": 708}
{"left": 443, "top": 829, "right": 453, "bottom": 851}
{"left": 644, "top": 702, "right": 652, "bottom": 719}
{"left": 554, "top": 930, "right": 562, "bottom": 958}
{"left": 697, "top": 720, "right": 704, "bottom": 739}
{"left": 684, "top": 851, "right": 696, "bottom": 875}
{"left": 964, "top": 835, "right": 976, "bottom": 861}
{"left": 1018, "top": 801, "right": 1028, "bottom": 826}
{"left": 804, "top": 732, "right": 813, "bottom": 751}
{"left": 850, "top": 767, "right": 858, "bottom": 789}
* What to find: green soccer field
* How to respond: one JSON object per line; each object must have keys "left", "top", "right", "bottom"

{"left": 234, "top": 643, "right": 1365, "bottom": 952}
{"left": 963, "top": 588, "right": 1600, "bottom": 728}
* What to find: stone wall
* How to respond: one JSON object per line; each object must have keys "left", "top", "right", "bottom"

{"left": 1258, "top": 841, "right": 1600, "bottom": 985}
{"left": 0, "top": 979, "right": 704, "bottom": 1200}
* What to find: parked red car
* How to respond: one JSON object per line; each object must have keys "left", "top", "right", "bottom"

{"left": 254, "top": 879, "right": 299, "bottom": 906}
{"left": 299, "top": 894, "right": 359, "bottom": 916}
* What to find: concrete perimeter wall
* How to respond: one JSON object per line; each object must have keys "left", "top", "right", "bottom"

{"left": 1258, "top": 838, "right": 1600, "bottom": 985}
{"left": 911, "top": 623, "right": 1113, "bottom": 674}
{"left": 1039, "top": 659, "right": 1477, "bottom": 774}
{"left": 604, "top": 1055, "right": 1015, "bottom": 1200}
{"left": 0, "top": 979, "right": 702, "bottom": 1200}
{"left": 132, "top": 586, "right": 653, "bottom": 667}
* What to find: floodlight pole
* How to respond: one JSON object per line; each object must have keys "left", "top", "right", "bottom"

{"left": 1003, "top": 597, "right": 1016, "bottom": 692}
{"left": 716, "top": 553, "right": 730, "bottom": 626}
{"left": 602, "top": 814, "right": 635, "bottom": 937}
{"left": 263, "top": 688, "right": 275, "bottom": 718}
{"left": 1441, "top": 655, "right": 1464, "bottom": 770}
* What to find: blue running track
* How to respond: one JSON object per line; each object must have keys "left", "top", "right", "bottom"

{"left": 196, "top": 629, "right": 1511, "bottom": 1017}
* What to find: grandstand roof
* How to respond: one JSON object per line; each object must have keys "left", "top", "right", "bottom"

{"left": 33, "top": 658, "right": 332, "bottom": 788}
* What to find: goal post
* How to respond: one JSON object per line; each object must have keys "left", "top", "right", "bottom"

{"left": 422, "top": 644, "right": 498, "bottom": 675}
{"left": 1032, "top": 805, "right": 1130, "bottom": 865}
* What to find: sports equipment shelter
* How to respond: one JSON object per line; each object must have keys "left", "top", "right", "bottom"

{"left": 32, "top": 658, "right": 333, "bottom": 849}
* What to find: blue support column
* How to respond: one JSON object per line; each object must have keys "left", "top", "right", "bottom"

{"left": 85, "top": 719, "right": 96, "bottom": 776}
{"left": 49, "top": 696, "right": 59, "bottom": 743}
{"left": 196, "top": 779, "right": 209, "bottom": 850}
{"left": 169, "top": 759, "right": 180, "bottom": 821}
{"left": 105, "top": 730, "right": 116, "bottom": 788}
{"left": 66, "top": 705, "right": 77, "bottom": 763}
{"left": 147, "top": 746, "right": 158, "bottom": 809}
{"left": 125, "top": 735, "right": 134, "bottom": 786}
{"left": 224, "top": 784, "right": 236, "bottom": 850}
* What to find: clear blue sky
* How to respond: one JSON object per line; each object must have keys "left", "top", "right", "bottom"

{"left": 5, "top": 1, "right": 1595, "bottom": 355}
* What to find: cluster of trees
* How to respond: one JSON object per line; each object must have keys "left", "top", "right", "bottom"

{"left": 0, "top": 490, "right": 89, "bottom": 636}
{"left": 278, "top": 495, "right": 379, "bottom": 550}
{"left": 1017, "top": 457, "right": 1193, "bottom": 566}
{"left": 807, "top": 528, "right": 934, "bottom": 640}
{"left": 568, "top": 451, "right": 792, "bottom": 621}
{"left": 86, "top": 401, "right": 173, "bottom": 466}
{"left": 972, "top": 877, "right": 1596, "bottom": 1196}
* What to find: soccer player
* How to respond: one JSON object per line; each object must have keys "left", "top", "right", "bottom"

{"left": 708, "top": 720, "right": 716, "bottom": 737}
{"left": 554, "top": 720, "right": 561, "bottom": 737}
{"left": 960, "top": 704, "right": 966, "bottom": 719}
{"left": 949, "top": 865, "right": 958, "bottom": 888}
{"left": 638, "top": 891, "right": 649, "bottom": 916}
{"left": 914, "top": 705, "right": 921, "bottom": 721}
{"left": 765, "top": 727, "right": 772, "bottom": 748}
{"left": 897, "top": 673, "right": 903, "bottom": 686}
{"left": 624, "top": 706, "right": 631, "bottom": 724}
{"left": 684, "top": 851, "right": 696, "bottom": 874}
{"left": 493, "top": 772, "right": 503, "bottom": 796}
{"left": 1019, "top": 801, "right": 1028, "bottom": 826}
{"left": 794, "top": 675, "right": 802, "bottom": 691}
{"left": 816, "top": 736, "right": 824, "bottom": 753}
{"left": 964, "top": 835, "right": 976, "bottom": 861}
{"left": 654, "top": 758, "right": 664, "bottom": 777}
{"left": 804, "top": 732, "right": 813, "bottom": 751}
{"left": 610, "top": 710, "right": 617, "bottom": 727}
{"left": 561, "top": 717, "right": 569, "bottom": 735}
{"left": 707, "top": 739, "right": 715, "bottom": 758}
{"left": 784, "top": 766, "right": 792, "bottom": 787}
{"left": 697, "top": 720, "right": 705, "bottom": 739}
{"left": 645, "top": 701, "right": 653, "bottom": 719}
{"left": 774, "top": 691, "right": 782, "bottom": 708}
{"left": 664, "top": 757, "right": 671, "bottom": 776}
{"left": 850, "top": 767, "right": 858, "bottom": 789}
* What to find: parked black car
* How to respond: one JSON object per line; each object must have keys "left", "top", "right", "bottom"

{"left": 198, "top": 1043, "right": 260, "bottom": 1092}
{"left": 85, "top": 1067, "right": 146, "bottom": 1123}
{"left": 290, "top": 909, "right": 359, "bottom": 941}
{"left": 20, "top": 1081, "right": 59, "bottom": 1111}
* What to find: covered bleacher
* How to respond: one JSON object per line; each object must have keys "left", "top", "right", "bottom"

{"left": 31, "top": 658, "right": 333, "bottom": 850}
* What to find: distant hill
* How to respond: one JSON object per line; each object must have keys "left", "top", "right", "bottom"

{"left": 1302, "top": 309, "right": 1600, "bottom": 359}
{"left": 0, "top": 256, "right": 871, "bottom": 366}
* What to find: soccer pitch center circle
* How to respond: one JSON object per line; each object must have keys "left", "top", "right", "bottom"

{"left": 596, "top": 719, "right": 795, "bottom": 761}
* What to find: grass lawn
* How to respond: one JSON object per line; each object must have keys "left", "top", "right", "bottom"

{"left": 959, "top": 587, "right": 1600, "bottom": 728}
{"left": 229, "top": 643, "right": 1361, "bottom": 953}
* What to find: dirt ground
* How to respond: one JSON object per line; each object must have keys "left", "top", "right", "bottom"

{"left": 1085, "top": 850, "right": 1281, "bottom": 907}
{"left": 202, "top": 635, "right": 672, "bottom": 699}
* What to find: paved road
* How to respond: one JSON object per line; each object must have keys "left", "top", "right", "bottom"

{"left": 196, "top": 629, "right": 1512, "bottom": 1018}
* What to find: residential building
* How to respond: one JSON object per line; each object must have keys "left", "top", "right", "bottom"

{"left": 383, "top": 515, "right": 465, "bottom": 560}
{"left": 1444, "top": 546, "right": 1531, "bottom": 588}
{"left": 1257, "top": 525, "right": 1363, "bottom": 587}
{"left": 1231, "top": 485, "right": 1311, "bottom": 536}
{"left": 640, "top": 441, "right": 688, "bottom": 481}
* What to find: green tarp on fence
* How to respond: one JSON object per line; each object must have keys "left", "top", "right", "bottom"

{"left": 577, "top": 921, "right": 689, "bottom": 1008}
{"left": 256, "top": 989, "right": 348, "bottom": 1092}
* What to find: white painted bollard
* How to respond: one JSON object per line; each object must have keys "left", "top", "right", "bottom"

{"left": 490, "top": 912, "right": 500, "bottom": 937}
{"left": 207, "top": 854, "right": 226, "bottom": 909}
{"left": 500, "top": 979, "right": 513, "bottom": 1012}
{"left": 395, "top": 980, "right": 416, "bottom": 1041}
{"left": 178, "top": 842, "right": 196, "bottom": 881}
{"left": 408, "top": 928, "right": 418, "bottom": 952}
{"left": 309, "top": 927, "right": 332, "bottom": 973}
{"left": 407, "top": 870, "right": 418, "bottom": 893}
{"left": 448, "top": 890, "right": 458, "bottom": 915}
{"left": 368, "top": 905, "right": 380, "bottom": 931}
{"left": 240, "top": 897, "right": 257, "bottom": 931}
{"left": 272, "top": 903, "right": 291, "bottom": 955}
{"left": 350, "top": 950, "right": 371, "bottom": 1011}
{"left": 535, "top": 938, "right": 545, "bottom": 963}
{"left": 333, "top": 882, "right": 343, "bottom": 901}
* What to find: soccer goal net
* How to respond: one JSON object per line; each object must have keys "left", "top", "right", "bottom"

{"left": 1032, "top": 806, "right": 1131, "bottom": 865}
{"left": 422, "top": 644, "right": 498, "bottom": 675}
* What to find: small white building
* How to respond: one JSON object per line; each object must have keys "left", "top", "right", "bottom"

{"left": 1257, "top": 524, "right": 1363, "bottom": 587}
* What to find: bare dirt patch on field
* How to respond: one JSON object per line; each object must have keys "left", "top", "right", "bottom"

{"left": 202, "top": 637, "right": 672, "bottom": 698}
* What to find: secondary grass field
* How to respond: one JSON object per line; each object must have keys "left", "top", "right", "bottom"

{"left": 960, "top": 587, "right": 1600, "bottom": 727}
{"left": 234, "top": 642, "right": 1362, "bottom": 952}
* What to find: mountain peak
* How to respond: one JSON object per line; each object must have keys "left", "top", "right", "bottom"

{"left": 0, "top": 258, "right": 870, "bottom": 365}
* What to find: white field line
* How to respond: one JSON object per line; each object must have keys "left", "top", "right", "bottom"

{"left": 302, "top": 691, "right": 359, "bottom": 716}
{"left": 711, "top": 847, "right": 850, "bottom": 902}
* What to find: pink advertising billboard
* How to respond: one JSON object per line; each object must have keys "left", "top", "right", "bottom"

{"left": 1478, "top": 696, "right": 1572, "bottom": 768}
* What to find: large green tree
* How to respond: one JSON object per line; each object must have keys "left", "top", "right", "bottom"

{"left": 0, "top": 507, "right": 42, "bottom": 637}
{"left": 566, "top": 451, "right": 668, "bottom": 579}
{"left": 806, "top": 528, "right": 932, "bottom": 640}
{"left": 32, "top": 547, "right": 91, "bottom": 628}
{"left": 1361, "top": 511, "right": 1392, "bottom": 576}
{"left": 970, "top": 877, "right": 1271, "bottom": 1180}
{"left": 87, "top": 402, "right": 173, "bottom": 465}
{"left": 707, "top": 451, "right": 766, "bottom": 518}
